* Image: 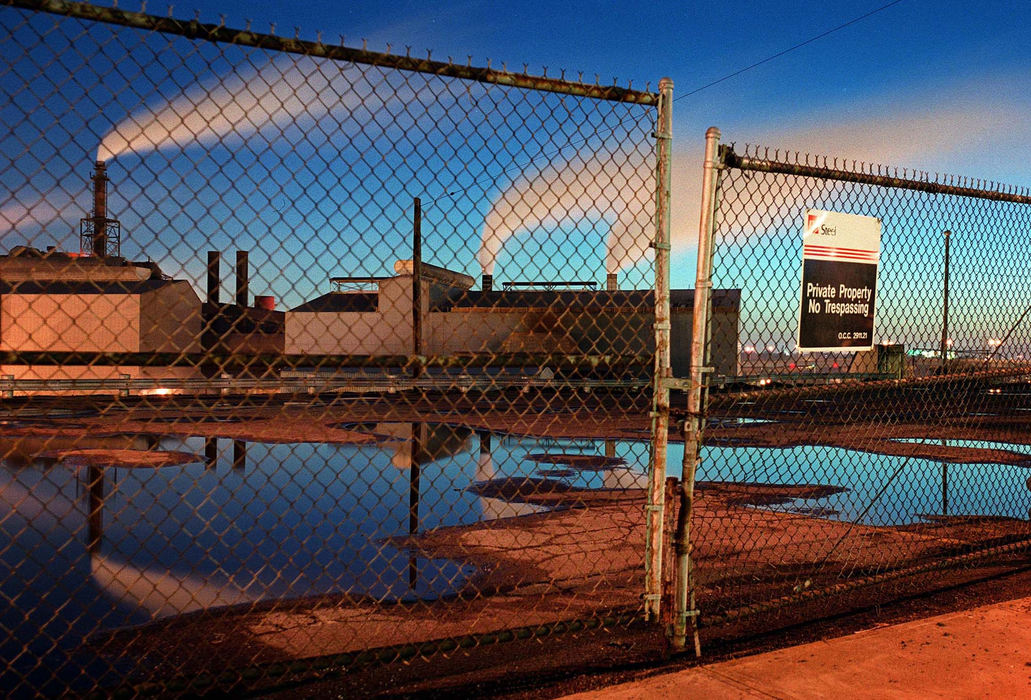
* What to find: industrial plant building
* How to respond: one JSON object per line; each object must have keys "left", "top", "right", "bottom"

{"left": 0, "top": 162, "right": 741, "bottom": 386}
{"left": 286, "top": 260, "right": 741, "bottom": 378}
{"left": 0, "top": 246, "right": 202, "bottom": 382}
{"left": 0, "top": 245, "right": 740, "bottom": 384}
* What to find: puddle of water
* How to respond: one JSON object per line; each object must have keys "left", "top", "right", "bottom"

{"left": 537, "top": 468, "right": 577, "bottom": 478}
{"left": 525, "top": 453, "right": 628, "bottom": 470}
{"left": 6, "top": 422, "right": 1030, "bottom": 691}
{"left": 685, "top": 443, "right": 1031, "bottom": 526}
{"left": 0, "top": 424, "right": 649, "bottom": 689}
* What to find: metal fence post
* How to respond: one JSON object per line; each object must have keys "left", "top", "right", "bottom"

{"left": 672, "top": 126, "right": 721, "bottom": 653}
{"left": 644, "top": 77, "right": 673, "bottom": 622}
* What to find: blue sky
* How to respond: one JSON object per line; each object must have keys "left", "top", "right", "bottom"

{"left": 180, "top": 0, "right": 1028, "bottom": 173}
{"left": 3, "top": 0, "right": 1030, "bottom": 331}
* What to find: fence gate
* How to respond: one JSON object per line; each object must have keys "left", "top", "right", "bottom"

{"left": 0, "top": 2, "right": 677, "bottom": 695}
{"left": 684, "top": 130, "right": 1031, "bottom": 636}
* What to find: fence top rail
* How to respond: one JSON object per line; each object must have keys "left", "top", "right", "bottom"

{"left": 721, "top": 143, "right": 1031, "bottom": 206}
{"left": 7, "top": 0, "right": 659, "bottom": 105}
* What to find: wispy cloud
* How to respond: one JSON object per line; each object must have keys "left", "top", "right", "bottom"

{"left": 671, "top": 77, "right": 1031, "bottom": 253}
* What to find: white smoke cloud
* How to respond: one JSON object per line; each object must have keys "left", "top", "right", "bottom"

{"left": 96, "top": 54, "right": 383, "bottom": 162}
{"left": 479, "top": 83, "right": 1031, "bottom": 278}
{"left": 478, "top": 149, "right": 655, "bottom": 276}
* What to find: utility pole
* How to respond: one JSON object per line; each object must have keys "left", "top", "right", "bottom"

{"left": 940, "top": 230, "right": 951, "bottom": 373}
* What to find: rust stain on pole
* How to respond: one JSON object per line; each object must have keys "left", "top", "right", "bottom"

{"left": 11, "top": 0, "right": 658, "bottom": 105}
{"left": 644, "top": 77, "right": 673, "bottom": 622}
{"left": 672, "top": 125, "right": 721, "bottom": 654}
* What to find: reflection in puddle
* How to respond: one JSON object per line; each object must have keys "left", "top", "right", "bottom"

{"left": 706, "top": 417, "right": 773, "bottom": 428}
{"left": 1, "top": 422, "right": 649, "bottom": 685}
{"left": 537, "top": 468, "right": 576, "bottom": 478}
{"left": 3, "top": 420, "right": 1030, "bottom": 690}
{"left": 473, "top": 432, "right": 546, "bottom": 520}
{"left": 90, "top": 554, "right": 258, "bottom": 617}
{"left": 691, "top": 443, "right": 1031, "bottom": 526}
{"left": 526, "top": 453, "right": 628, "bottom": 470}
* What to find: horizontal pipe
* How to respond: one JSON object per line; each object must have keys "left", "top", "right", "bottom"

{"left": 10, "top": 0, "right": 658, "bottom": 106}
{"left": 0, "top": 350, "right": 654, "bottom": 369}
{"left": 723, "top": 147, "right": 1031, "bottom": 205}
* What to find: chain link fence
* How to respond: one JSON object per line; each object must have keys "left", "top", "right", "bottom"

{"left": 685, "top": 133, "right": 1031, "bottom": 636}
{"left": 0, "top": 2, "right": 682, "bottom": 695}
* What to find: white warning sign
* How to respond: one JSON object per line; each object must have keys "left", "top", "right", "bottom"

{"left": 797, "top": 210, "right": 881, "bottom": 352}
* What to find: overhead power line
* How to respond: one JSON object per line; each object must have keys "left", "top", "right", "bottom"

{"left": 676, "top": 0, "right": 907, "bottom": 102}
{"left": 427, "top": 0, "right": 908, "bottom": 207}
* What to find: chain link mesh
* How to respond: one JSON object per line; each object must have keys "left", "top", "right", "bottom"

{"left": 692, "top": 140, "right": 1031, "bottom": 632}
{"left": 0, "top": 3, "right": 669, "bottom": 695}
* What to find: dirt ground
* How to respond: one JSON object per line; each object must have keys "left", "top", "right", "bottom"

{"left": 2, "top": 387, "right": 1030, "bottom": 695}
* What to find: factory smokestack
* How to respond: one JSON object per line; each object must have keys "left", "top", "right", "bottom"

{"left": 606, "top": 273, "right": 618, "bottom": 291}
{"left": 91, "top": 161, "right": 108, "bottom": 258}
{"left": 235, "top": 250, "right": 249, "bottom": 307}
{"left": 206, "top": 251, "right": 221, "bottom": 304}
{"left": 81, "top": 161, "right": 121, "bottom": 258}
{"left": 482, "top": 274, "right": 493, "bottom": 293}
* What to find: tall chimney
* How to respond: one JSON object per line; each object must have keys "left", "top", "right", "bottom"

{"left": 606, "top": 273, "right": 618, "bottom": 291}
{"left": 206, "top": 251, "right": 221, "bottom": 304}
{"left": 202, "top": 251, "right": 221, "bottom": 374}
{"left": 235, "top": 250, "right": 249, "bottom": 307}
{"left": 91, "top": 161, "right": 108, "bottom": 258}
{"left": 482, "top": 274, "right": 493, "bottom": 293}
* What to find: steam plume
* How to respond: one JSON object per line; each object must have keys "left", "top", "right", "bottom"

{"left": 479, "top": 149, "right": 656, "bottom": 276}
{"left": 97, "top": 55, "right": 375, "bottom": 162}
{"left": 0, "top": 192, "right": 73, "bottom": 235}
{"left": 480, "top": 83, "right": 1030, "bottom": 279}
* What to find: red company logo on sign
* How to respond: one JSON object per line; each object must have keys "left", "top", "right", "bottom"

{"left": 806, "top": 212, "right": 819, "bottom": 235}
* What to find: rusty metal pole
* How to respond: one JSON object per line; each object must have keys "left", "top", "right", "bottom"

{"left": 644, "top": 77, "right": 673, "bottom": 622}
{"left": 409, "top": 423, "right": 422, "bottom": 589}
{"left": 412, "top": 197, "right": 423, "bottom": 380}
{"left": 672, "top": 126, "right": 722, "bottom": 654}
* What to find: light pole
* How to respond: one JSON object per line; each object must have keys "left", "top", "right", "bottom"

{"left": 940, "top": 230, "right": 951, "bottom": 373}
